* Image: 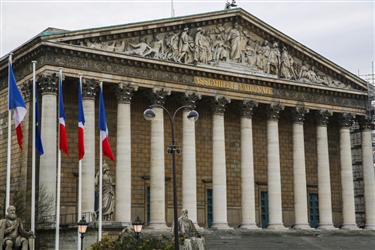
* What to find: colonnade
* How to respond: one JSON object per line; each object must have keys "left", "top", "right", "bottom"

{"left": 36, "top": 75, "right": 375, "bottom": 230}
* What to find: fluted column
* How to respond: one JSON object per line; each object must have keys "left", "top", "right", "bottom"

{"left": 292, "top": 106, "right": 311, "bottom": 229}
{"left": 240, "top": 100, "right": 259, "bottom": 229}
{"left": 266, "top": 103, "right": 286, "bottom": 230}
{"left": 38, "top": 73, "right": 58, "bottom": 218}
{"left": 360, "top": 117, "right": 375, "bottom": 230}
{"left": 149, "top": 88, "right": 170, "bottom": 229}
{"left": 81, "top": 79, "right": 97, "bottom": 214}
{"left": 115, "top": 83, "right": 137, "bottom": 225}
{"left": 316, "top": 110, "right": 335, "bottom": 230}
{"left": 339, "top": 113, "right": 358, "bottom": 230}
{"left": 182, "top": 92, "right": 201, "bottom": 227}
{"left": 211, "top": 96, "right": 231, "bottom": 229}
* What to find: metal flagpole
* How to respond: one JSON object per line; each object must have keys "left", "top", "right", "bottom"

{"left": 55, "top": 68, "right": 63, "bottom": 250}
{"left": 171, "top": 0, "right": 175, "bottom": 17}
{"left": 77, "top": 75, "right": 83, "bottom": 250}
{"left": 98, "top": 82, "right": 103, "bottom": 242}
{"left": 31, "top": 61, "right": 37, "bottom": 249}
{"left": 6, "top": 53, "right": 13, "bottom": 210}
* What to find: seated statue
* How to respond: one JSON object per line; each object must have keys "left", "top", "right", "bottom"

{"left": 173, "top": 209, "right": 205, "bottom": 250}
{"left": 0, "top": 206, "right": 34, "bottom": 250}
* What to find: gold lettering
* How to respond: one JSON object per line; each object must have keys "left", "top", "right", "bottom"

{"left": 194, "top": 77, "right": 273, "bottom": 95}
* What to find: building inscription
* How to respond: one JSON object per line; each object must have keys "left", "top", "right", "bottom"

{"left": 194, "top": 77, "right": 273, "bottom": 95}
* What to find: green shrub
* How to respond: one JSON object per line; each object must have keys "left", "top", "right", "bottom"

{"left": 90, "top": 228, "right": 174, "bottom": 250}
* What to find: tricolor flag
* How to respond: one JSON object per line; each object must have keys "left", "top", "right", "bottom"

{"left": 8, "top": 62, "right": 27, "bottom": 150}
{"left": 98, "top": 85, "right": 115, "bottom": 161}
{"left": 78, "top": 81, "right": 85, "bottom": 160}
{"left": 35, "top": 89, "right": 44, "bottom": 155}
{"left": 58, "top": 77, "right": 68, "bottom": 155}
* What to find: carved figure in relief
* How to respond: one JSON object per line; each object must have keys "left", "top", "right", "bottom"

{"left": 226, "top": 22, "right": 241, "bottom": 62}
{"left": 255, "top": 40, "right": 270, "bottom": 71}
{"left": 242, "top": 40, "right": 256, "bottom": 67}
{"left": 178, "top": 27, "right": 191, "bottom": 63}
{"left": 280, "top": 46, "right": 294, "bottom": 79}
{"left": 0, "top": 206, "right": 34, "bottom": 250}
{"left": 194, "top": 28, "right": 212, "bottom": 64}
{"left": 267, "top": 42, "right": 281, "bottom": 75}
{"left": 212, "top": 35, "right": 229, "bottom": 63}
{"left": 87, "top": 39, "right": 102, "bottom": 50}
{"left": 124, "top": 37, "right": 152, "bottom": 57}
{"left": 95, "top": 162, "right": 115, "bottom": 221}
{"left": 143, "top": 34, "right": 165, "bottom": 59}
{"left": 165, "top": 32, "right": 180, "bottom": 62}
{"left": 114, "top": 40, "right": 126, "bottom": 53}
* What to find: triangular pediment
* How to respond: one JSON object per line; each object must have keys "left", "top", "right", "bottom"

{"left": 45, "top": 8, "right": 367, "bottom": 92}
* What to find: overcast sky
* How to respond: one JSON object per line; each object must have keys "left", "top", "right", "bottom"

{"left": 1, "top": 0, "right": 374, "bottom": 76}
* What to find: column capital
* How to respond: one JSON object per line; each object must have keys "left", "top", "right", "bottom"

{"left": 241, "top": 100, "right": 258, "bottom": 119}
{"left": 184, "top": 92, "right": 201, "bottom": 109}
{"left": 38, "top": 73, "right": 58, "bottom": 95}
{"left": 151, "top": 88, "right": 171, "bottom": 106}
{"left": 316, "top": 110, "right": 332, "bottom": 126}
{"left": 293, "top": 105, "right": 309, "bottom": 124}
{"left": 21, "top": 80, "right": 32, "bottom": 102}
{"left": 359, "top": 116, "right": 374, "bottom": 130}
{"left": 212, "top": 96, "right": 231, "bottom": 115}
{"left": 115, "top": 82, "right": 138, "bottom": 104}
{"left": 339, "top": 113, "right": 354, "bottom": 128}
{"left": 267, "top": 102, "right": 284, "bottom": 120}
{"left": 82, "top": 78, "right": 98, "bottom": 100}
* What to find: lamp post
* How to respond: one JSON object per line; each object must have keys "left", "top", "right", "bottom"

{"left": 144, "top": 104, "right": 199, "bottom": 250}
{"left": 77, "top": 216, "right": 88, "bottom": 250}
{"left": 132, "top": 216, "right": 143, "bottom": 240}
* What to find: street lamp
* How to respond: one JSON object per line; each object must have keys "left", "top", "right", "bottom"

{"left": 144, "top": 104, "right": 199, "bottom": 250}
{"left": 77, "top": 216, "right": 88, "bottom": 250}
{"left": 132, "top": 216, "right": 143, "bottom": 240}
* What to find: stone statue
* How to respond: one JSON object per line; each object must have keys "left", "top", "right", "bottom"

{"left": 0, "top": 206, "right": 34, "bottom": 250}
{"left": 166, "top": 31, "right": 180, "bottom": 62}
{"left": 95, "top": 162, "right": 115, "bottom": 221}
{"left": 242, "top": 40, "right": 256, "bottom": 67}
{"left": 124, "top": 38, "right": 152, "bottom": 57}
{"left": 267, "top": 41, "right": 281, "bottom": 75}
{"left": 143, "top": 34, "right": 165, "bottom": 59}
{"left": 255, "top": 40, "right": 270, "bottom": 71}
{"left": 178, "top": 27, "right": 191, "bottom": 63}
{"left": 226, "top": 22, "right": 241, "bottom": 62}
{"left": 194, "top": 28, "right": 211, "bottom": 64}
{"left": 280, "top": 46, "right": 294, "bottom": 79}
{"left": 172, "top": 209, "right": 205, "bottom": 250}
{"left": 212, "top": 35, "right": 229, "bottom": 63}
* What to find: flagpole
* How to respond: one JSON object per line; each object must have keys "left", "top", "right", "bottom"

{"left": 98, "top": 81, "right": 103, "bottom": 242}
{"left": 55, "top": 68, "right": 63, "bottom": 250}
{"left": 6, "top": 53, "right": 13, "bottom": 210}
{"left": 77, "top": 75, "right": 83, "bottom": 250}
{"left": 31, "top": 61, "right": 37, "bottom": 245}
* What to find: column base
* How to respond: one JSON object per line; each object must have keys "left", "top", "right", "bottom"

{"left": 341, "top": 224, "right": 359, "bottom": 230}
{"left": 365, "top": 224, "right": 375, "bottom": 230}
{"left": 267, "top": 224, "right": 288, "bottom": 230}
{"left": 148, "top": 222, "right": 169, "bottom": 230}
{"left": 240, "top": 223, "right": 260, "bottom": 230}
{"left": 318, "top": 224, "right": 337, "bottom": 230}
{"left": 211, "top": 223, "right": 233, "bottom": 230}
{"left": 293, "top": 224, "right": 312, "bottom": 230}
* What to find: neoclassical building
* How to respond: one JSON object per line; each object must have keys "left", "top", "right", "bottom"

{"left": 0, "top": 8, "right": 374, "bottom": 233}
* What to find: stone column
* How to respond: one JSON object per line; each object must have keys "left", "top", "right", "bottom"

{"left": 316, "top": 110, "right": 335, "bottom": 230}
{"left": 212, "top": 96, "right": 231, "bottom": 229}
{"left": 115, "top": 83, "right": 137, "bottom": 225}
{"left": 182, "top": 92, "right": 201, "bottom": 227}
{"left": 266, "top": 103, "right": 286, "bottom": 230}
{"left": 149, "top": 88, "right": 170, "bottom": 229}
{"left": 240, "top": 100, "right": 259, "bottom": 229}
{"left": 339, "top": 113, "right": 358, "bottom": 230}
{"left": 292, "top": 106, "right": 311, "bottom": 229}
{"left": 38, "top": 73, "right": 58, "bottom": 218}
{"left": 81, "top": 79, "right": 97, "bottom": 214}
{"left": 360, "top": 117, "right": 375, "bottom": 230}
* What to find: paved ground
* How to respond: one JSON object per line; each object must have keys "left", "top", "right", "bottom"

{"left": 202, "top": 229, "right": 375, "bottom": 250}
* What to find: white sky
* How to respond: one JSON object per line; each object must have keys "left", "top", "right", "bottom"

{"left": 1, "top": 0, "right": 374, "bottom": 76}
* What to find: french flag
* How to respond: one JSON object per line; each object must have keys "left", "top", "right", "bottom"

{"left": 98, "top": 84, "right": 115, "bottom": 161}
{"left": 78, "top": 81, "right": 85, "bottom": 160}
{"left": 8, "top": 62, "right": 27, "bottom": 150}
{"left": 58, "top": 77, "right": 68, "bottom": 155}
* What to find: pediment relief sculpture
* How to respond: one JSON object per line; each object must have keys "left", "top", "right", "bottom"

{"left": 74, "top": 22, "right": 351, "bottom": 90}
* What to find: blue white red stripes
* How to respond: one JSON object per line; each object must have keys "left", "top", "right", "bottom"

{"left": 8, "top": 62, "right": 27, "bottom": 150}
{"left": 98, "top": 84, "right": 115, "bottom": 161}
{"left": 58, "top": 77, "right": 68, "bottom": 155}
{"left": 78, "top": 79, "right": 85, "bottom": 160}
